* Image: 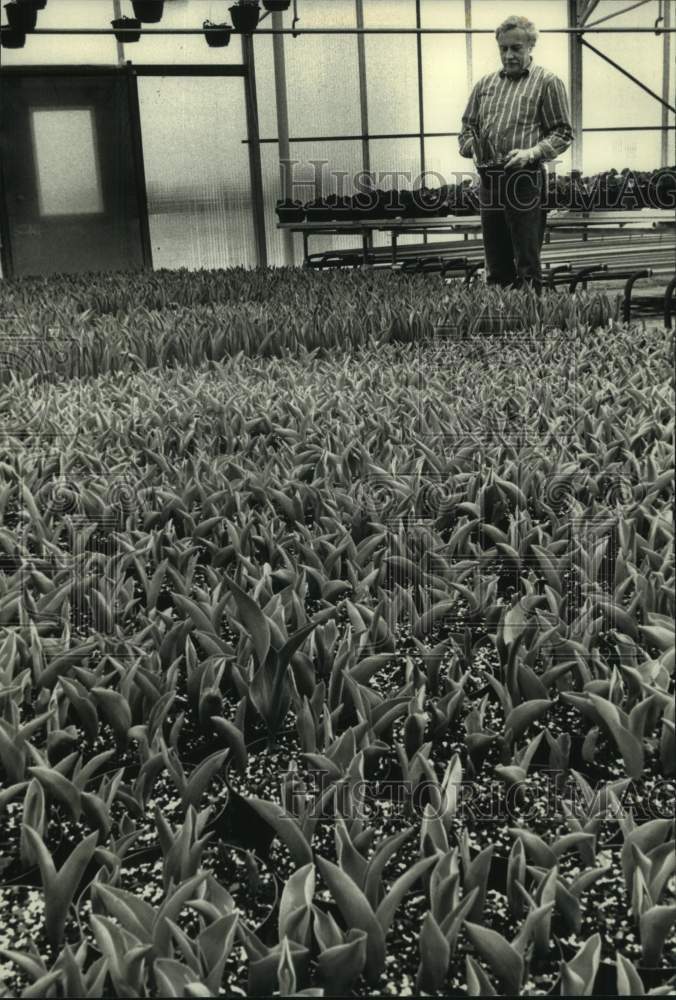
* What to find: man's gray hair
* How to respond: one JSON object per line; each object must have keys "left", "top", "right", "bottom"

{"left": 495, "top": 15, "right": 538, "bottom": 45}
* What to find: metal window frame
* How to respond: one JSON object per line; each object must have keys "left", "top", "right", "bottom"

{"left": 1, "top": 3, "right": 674, "bottom": 275}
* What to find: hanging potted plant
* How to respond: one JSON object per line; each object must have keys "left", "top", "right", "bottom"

{"left": 262, "top": 0, "right": 291, "bottom": 10}
{"left": 203, "top": 18, "right": 233, "bottom": 47}
{"left": 111, "top": 14, "right": 141, "bottom": 43}
{"left": 0, "top": 24, "right": 25, "bottom": 46}
{"left": 131, "top": 0, "right": 164, "bottom": 22}
{"left": 229, "top": 0, "right": 260, "bottom": 33}
{"left": 4, "top": 2, "right": 38, "bottom": 32}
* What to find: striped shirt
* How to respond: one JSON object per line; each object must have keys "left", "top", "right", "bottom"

{"left": 458, "top": 60, "right": 574, "bottom": 167}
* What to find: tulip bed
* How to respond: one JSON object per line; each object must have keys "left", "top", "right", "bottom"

{"left": 0, "top": 267, "right": 674, "bottom": 998}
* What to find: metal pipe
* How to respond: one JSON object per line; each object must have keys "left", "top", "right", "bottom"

{"left": 249, "top": 130, "right": 474, "bottom": 143}
{"left": 15, "top": 26, "right": 676, "bottom": 34}
{"left": 247, "top": 128, "right": 676, "bottom": 149}
{"left": 271, "top": 9, "right": 293, "bottom": 265}
{"left": 661, "top": 0, "right": 672, "bottom": 167}
{"left": 568, "top": 0, "right": 584, "bottom": 173}
{"left": 0, "top": 64, "right": 247, "bottom": 76}
{"left": 112, "top": 0, "right": 125, "bottom": 65}
{"left": 242, "top": 33, "right": 267, "bottom": 267}
{"left": 415, "top": 0, "right": 426, "bottom": 248}
{"left": 464, "top": 0, "right": 473, "bottom": 91}
{"left": 242, "top": 125, "right": 676, "bottom": 144}
{"left": 577, "top": 0, "right": 601, "bottom": 25}
{"left": 355, "top": 0, "right": 370, "bottom": 181}
{"left": 125, "top": 62, "right": 153, "bottom": 270}
{"left": 355, "top": 0, "right": 373, "bottom": 257}
{"left": 581, "top": 37, "right": 676, "bottom": 113}
{"left": 622, "top": 268, "right": 652, "bottom": 321}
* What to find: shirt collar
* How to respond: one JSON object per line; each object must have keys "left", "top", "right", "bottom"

{"left": 499, "top": 57, "right": 533, "bottom": 79}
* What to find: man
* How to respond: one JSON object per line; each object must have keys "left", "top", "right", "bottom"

{"left": 458, "top": 15, "right": 573, "bottom": 293}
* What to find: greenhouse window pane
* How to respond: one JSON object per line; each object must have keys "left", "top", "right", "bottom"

{"left": 138, "top": 76, "right": 255, "bottom": 269}
{"left": 582, "top": 131, "right": 663, "bottom": 175}
{"left": 424, "top": 135, "right": 475, "bottom": 191}
{"left": 368, "top": 136, "right": 422, "bottom": 190}
{"left": 31, "top": 109, "right": 103, "bottom": 216}
{"left": 285, "top": 37, "right": 361, "bottom": 137}
{"left": 283, "top": 0, "right": 360, "bottom": 138}
{"left": 363, "top": 1, "right": 418, "bottom": 135}
{"left": 420, "top": 0, "right": 469, "bottom": 137}
{"left": 292, "top": 0, "right": 356, "bottom": 28}
{"left": 582, "top": 38, "right": 665, "bottom": 130}
{"left": 364, "top": 34, "right": 419, "bottom": 135}
{"left": 289, "top": 139, "right": 365, "bottom": 199}
{"left": 422, "top": 34, "right": 470, "bottom": 138}
{"left": 253, "top": 34, "right": 279, "bottom": 143}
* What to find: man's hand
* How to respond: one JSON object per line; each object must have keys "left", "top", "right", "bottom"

{"left": 504, "top": 148, "right": 534, "bottom": 170}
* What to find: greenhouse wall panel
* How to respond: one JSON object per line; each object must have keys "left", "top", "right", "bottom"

{"left": 138, "top": 76, "right": 255, "bottom": 270}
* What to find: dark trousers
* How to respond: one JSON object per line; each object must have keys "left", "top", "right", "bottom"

{"left": 478, "top": 165, "right": 548, "bottom": 293}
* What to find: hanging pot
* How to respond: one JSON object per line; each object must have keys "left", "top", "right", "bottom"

{"left": 275, "top": 200, "right": 305, "bottom": 223}
{"left": 131, "top": 0, "right": 164, "bottom": 22}
{"left": 0, "top": 25, "right": 25, "bottom": 46}
{"left": 229, "top": 2, "right": 260, "bottom": 32}
{"left": 4, "top": 2, "right": 37, "bottom": 31}
{"left": 203, "top": 20, "right": 233, "bottom": 47}
{"left": 111, "top": 16, "right": 141, "bottom": 43}
{"left": 263, "top": 0, "right": 291, "bottom": 10}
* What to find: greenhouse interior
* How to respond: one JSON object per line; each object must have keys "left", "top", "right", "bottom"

{"left": 0, "top": 0, "right": 675, "bottom": 998}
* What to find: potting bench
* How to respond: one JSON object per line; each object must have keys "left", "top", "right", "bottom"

{"left": 277, "top": 209, "right": 675, "bottom": 269}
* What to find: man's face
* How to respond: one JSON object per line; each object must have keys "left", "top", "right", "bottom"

{"left": 497, "top": 27, "right": 533, "bottom": 77}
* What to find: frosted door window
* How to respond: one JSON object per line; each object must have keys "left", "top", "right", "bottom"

{"left": 31, "top": 109, "right": 103, "bottom": 216}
